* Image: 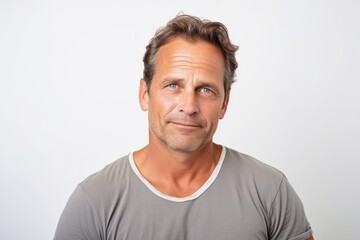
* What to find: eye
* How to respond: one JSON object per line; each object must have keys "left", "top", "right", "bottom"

{"left": 166, "top": 83, "right": 178, "bottom": 89}
{"left": 200, "top": 87, "right": 213, "bottom": 94}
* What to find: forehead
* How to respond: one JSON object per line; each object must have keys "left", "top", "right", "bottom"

{"left": 154, "top": 37, "right": 225, "bottom": 79}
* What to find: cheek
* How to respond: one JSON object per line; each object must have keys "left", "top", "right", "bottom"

{"left": 200, "top": 103, "right": 224, "bottom": 121}
{"left": 152, "top": 95, "right": 178, "bottom": 115}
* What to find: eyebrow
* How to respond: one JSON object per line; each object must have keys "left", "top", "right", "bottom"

{"left": 160, "top": 77, "right": 184, "bottom": 86}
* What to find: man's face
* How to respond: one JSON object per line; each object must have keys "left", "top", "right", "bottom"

{"left": 139, "top": 37, "right": 229, "bottom": 153}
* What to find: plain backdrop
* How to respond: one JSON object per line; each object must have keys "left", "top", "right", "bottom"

{"left": 1, "top": 0, "right": 359, "bottom": 239}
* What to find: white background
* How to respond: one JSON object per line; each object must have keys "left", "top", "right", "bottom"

{"left": 1, "top": 0, "right": 359, "bottom": 239}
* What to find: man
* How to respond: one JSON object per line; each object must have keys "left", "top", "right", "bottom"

{"left": 54, "top": 14, "right": 314, "bottom": 240}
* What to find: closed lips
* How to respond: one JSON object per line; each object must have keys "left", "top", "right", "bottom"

{"left": 171, "top": 121, "right": 202, "bottom": 127}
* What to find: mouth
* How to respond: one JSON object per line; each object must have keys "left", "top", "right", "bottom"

{"left": 170, "top": 121, "right": 202, "bottom": 128}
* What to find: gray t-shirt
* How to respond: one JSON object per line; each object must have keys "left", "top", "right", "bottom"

{"left": 54, "top": 146, "right": 312, "bottom": 240}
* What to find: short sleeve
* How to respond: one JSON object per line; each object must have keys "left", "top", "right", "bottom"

{"left": 53, "top": 186, "right": 103, "bottom": 240}
{"left": 268, "top": 176, "right": 313, "bottom": 240}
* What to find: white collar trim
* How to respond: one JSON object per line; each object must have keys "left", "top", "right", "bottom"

{"left": 129, "top": 146, "right": 226, "bottom": 202}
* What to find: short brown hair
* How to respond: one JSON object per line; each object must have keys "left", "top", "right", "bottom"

{"left": 143, "top": 14, "right": 239, "bottom": 95}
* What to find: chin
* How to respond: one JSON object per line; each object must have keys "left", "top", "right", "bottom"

{"left": 165, "top": 138, "right": 209, "bottom": 153}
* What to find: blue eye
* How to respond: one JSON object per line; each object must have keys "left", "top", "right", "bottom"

{"left": 200, "top": 87, "right": 212, "bottom": 94}
{"left": 167, "top": 83, "right": 177, "bottom": 89}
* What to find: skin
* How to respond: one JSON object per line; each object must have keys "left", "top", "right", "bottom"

{"left": 134, "top": 37, "right": 229, "bottom": 197}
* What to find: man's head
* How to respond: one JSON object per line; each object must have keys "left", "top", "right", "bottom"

{"left": 143, "top": 14, "right": 238, "bottom": 96}
{"left": 139, "top": 14, "right": 239, "bottom": 153}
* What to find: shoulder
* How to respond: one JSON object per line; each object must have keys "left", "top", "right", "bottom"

{"left": 224, "top": 147, "right": 285, "bottom": 185}
{"left": 222, "top": 147, "right": 312, "bottom": 239}
{"left": 54, "top": 156, "right": 131, "bottom": 239}
{"left": 221, "top": 147, "right": 290, "bottom": 208}
{"left": 78, "top": 154, "right": 131, "bottom": 199}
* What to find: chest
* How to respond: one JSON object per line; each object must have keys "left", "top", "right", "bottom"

{"left": 103, "top": 182, "right": 270, "bottom": 240}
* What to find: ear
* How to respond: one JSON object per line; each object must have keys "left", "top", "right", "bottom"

{"left": 139, "top": 79, "right": 149, "bottom": 111}
{"left": 219, "top": 92, "right": 230, "bottom": 119}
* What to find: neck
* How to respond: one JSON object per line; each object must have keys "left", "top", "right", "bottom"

{"left": 133, "top": 141, "right": 222, "bottom": 197}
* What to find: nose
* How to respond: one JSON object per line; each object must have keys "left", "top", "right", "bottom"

{"left": 177, "top": 90, "right": 199, "bottom": 115}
